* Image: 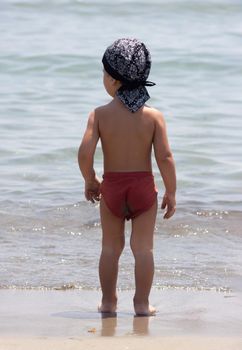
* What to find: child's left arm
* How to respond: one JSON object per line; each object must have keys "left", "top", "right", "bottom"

{"left": 78, "top": 110, "right": 101, "bottom": 202}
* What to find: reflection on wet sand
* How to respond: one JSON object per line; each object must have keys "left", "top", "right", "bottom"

{"left": 100, "top": 312, "right": 151, "bottom": 336}
{"left": 133, "top": 316, "right": 150, "bottom": 336}
{"left": 100, "top": 312, "right": 117, "bottom": 336}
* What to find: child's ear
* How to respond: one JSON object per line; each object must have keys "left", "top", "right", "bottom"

{"left": 110, "top": 77, "right": 116, "bottom": 85}
{"left": 113, "top": 79, "right": 122, "bottom": 88}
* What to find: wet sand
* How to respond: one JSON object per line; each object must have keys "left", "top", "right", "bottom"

{"left": 0, "top": 288, "right": 241, "bottom": 349}
{"left": 1, "top": 336, "right": 242, "bottom": 350}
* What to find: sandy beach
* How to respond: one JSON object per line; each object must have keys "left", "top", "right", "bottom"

{"left": 1, "top": 288, "right": 242, "bottom": 350}
{"left": 1, "top": 336, "right": 242, "bottom": 350}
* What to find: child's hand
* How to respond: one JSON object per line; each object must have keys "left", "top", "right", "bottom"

{"left": 161, "top": 192, "right": 176, "bottom": 219}
{"left": 85, "top": 176, "right": 101, "bottom": 203}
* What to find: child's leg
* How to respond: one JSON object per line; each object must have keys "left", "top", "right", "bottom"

{"left": 99, "top": 197, "right": 125, "bottom": 312}
{"left": 130, "top": 200, "right": 157, "bottom": 316}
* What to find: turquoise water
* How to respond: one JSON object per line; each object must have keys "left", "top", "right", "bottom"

{"left": 0, "top": 0, "right": 242, "bottom": 291}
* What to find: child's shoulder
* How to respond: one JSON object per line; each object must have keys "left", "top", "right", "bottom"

{"left": 90, "top": 103, "right": 111, "bottom": 118}
{"left": 89, "top": 103, "right": 165, "bottom": 124}
{"left": 143, "top": 105, "right": 166, "bottom": 123}
{"left": 86, "top": 104, "right": 109, "bottom": 123}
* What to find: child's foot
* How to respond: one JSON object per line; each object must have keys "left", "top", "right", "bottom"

{"left": 98, "top": 301, "right": 117, "bottom": 314}
{"left": 134, "top": 303, "right": 156, "bottom": 316}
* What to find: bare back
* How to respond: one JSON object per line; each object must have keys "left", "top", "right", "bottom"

{"left": 97, "top": 97, "right": 155, "bottom": 172}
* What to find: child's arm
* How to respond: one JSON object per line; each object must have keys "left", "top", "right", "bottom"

{"left": 78, "top": 110, "right": 101, "bottom": 203}
{"left": 153, "top": 111, "right": 176, "bottom": 219}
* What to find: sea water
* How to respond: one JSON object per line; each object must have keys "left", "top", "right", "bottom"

{"left": 0, "top": 0, "right": 242, "bottom": 292}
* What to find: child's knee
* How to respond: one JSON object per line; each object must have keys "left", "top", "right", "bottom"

{"left": 130, "top": 242, "right": 153, "bottom": 258}
{"left": 102, "top": 243, "right": 124, "bottom": 258}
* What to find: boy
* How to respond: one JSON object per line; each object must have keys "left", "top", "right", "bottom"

{"left": 78, "top": 38, "right": 176, "bottom": 316}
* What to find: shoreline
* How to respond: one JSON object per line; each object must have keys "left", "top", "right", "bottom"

{"left": 0, "top": 288, "right": 241, "bottom": 338}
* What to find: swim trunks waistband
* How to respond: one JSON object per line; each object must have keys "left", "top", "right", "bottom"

{"left": 103, "top": 171, "right": 154, "bottom": 179}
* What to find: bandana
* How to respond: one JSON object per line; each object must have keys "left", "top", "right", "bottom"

{"left": 102, "top": 38, "right": 155, "bottom": 113}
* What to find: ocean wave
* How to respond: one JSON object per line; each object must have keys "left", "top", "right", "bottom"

{"left": 0, "top": 54, "right": 99, "bottom": 75}
{"left": 0, "top": 283, "right": 231, "bottom": 293}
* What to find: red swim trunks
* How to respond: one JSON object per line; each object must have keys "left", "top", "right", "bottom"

{"left": 100, "top": 172, "right": 158, "bottom": 220}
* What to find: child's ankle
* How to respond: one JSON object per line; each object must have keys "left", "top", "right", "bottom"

{"left": 133, "top": 296, "right": 149, "bottom": 305}
{"left": 102, "top": 295, "right": 117, "bottom": 304}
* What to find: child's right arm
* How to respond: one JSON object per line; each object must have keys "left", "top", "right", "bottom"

{"left": 78, "top": 110, "right": 101, "bottom": 203}
{"left": 153, "top": 111, "right": 176, "bottom": 219}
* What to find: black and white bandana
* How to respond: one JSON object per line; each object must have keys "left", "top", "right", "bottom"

{"left": 102, "top": 38, "right": 155, "bottom": 113}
